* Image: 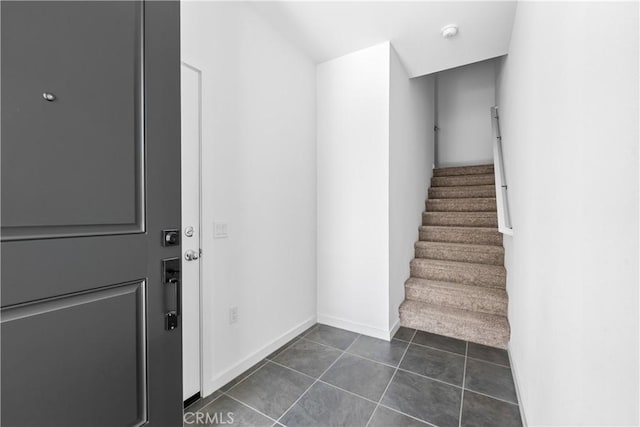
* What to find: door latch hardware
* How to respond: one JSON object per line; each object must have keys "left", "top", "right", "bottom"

{"left": 162, "top": 257, "right": 181, "bottom": 330}
{"left": 166, "top": 312, "right": 178, "bottom": 330}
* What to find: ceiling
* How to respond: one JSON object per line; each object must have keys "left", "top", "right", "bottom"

{"left": 251, "top": 1, "right": 517, "bottom": 77}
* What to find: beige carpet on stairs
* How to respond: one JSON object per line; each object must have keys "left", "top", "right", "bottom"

{"left": 399, "top": 164, "right": 511, "bottom": 349}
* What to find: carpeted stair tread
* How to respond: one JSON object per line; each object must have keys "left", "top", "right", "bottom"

{"left": 433, "top": 164, "right": 494, "bottom": 177}
{"left": 431, "top": 174, "right": 495, "bottom": 187}
{"left": 404, "top": 278, "right": 507, "bottom": 316}
{"left": 399, "top": 163, "right": 510, "bottom": 348}
{"left": 419, "top": 225, "right": 503, "bottom": 246}
{"left": 414, "top": 240, "right": 504, "bottom": 265}
{"left": 429, "top": 185, "right": 496, "bottom": 199}
{"left": 426, "top": 198, "right": 497, "bottom": 212}
{"left": 422, "top": 211, "right": 498, "bottom": 228}
{"left": 399, "top": 300, "right": 509, "bottom": 349}
{"left": 410, "top": 258, "right": 506, "bottom": 288}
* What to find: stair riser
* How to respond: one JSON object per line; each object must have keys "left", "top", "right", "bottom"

{"left": 432, "top": 174, "right": 495, "bottom": 187}
{"left": 420, "top": 228, "right": 503, "bottom": 246}
{"left": 405, "top": 285, "right": 507, "bottom": 316}
{"left": 415, "top": 245, "right": 504, "bottom": 266}
{"left": 426, "top": 199, "right": 496, "bottom": 212}
{"left": 400, "top": 311, "right": 508, "bottom": 349}
{"left": 433, "top": 165, "right": 494, "bottom": 177}
{"left": 411, "top": 263, "right": 506, "bottom": 288}
{"left": 429, "top": 186, "right": 496, "bottom": 199}
{"left": 422, "top": 212, "right": 498, "bottom": 227}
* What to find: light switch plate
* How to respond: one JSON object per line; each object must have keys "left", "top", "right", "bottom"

{"left": 214, "top": 221, "right": 228, "bottom": 238}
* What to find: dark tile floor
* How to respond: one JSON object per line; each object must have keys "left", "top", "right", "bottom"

{"left": 184, "top": 324, "right": 522, "bottom": 427}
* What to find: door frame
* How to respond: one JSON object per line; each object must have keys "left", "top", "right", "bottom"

{"left": 181, "top": 60, "right": 204, "bottom": 403}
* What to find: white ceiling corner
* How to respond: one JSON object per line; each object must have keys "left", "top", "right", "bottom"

{"left": 251, "top": 1, "right": 517, "bottom": 77}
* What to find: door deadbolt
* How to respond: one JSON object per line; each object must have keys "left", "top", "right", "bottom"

{"left": 162, "top": 229, "right": 180, "bottom": 247}
{"left": 184, "top": 226, "right": 194, "bottom": 237}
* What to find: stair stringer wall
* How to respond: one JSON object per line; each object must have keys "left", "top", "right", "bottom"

{"left": 389, "top": 46, "right": 436, "bottom": 333}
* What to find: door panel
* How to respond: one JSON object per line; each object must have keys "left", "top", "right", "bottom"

{"left": 1, "top": 1, "right": 143, "bottom": 240}
{"left": 2, "top": 282, "right": 147, "bottom": 427}
{"left": 1, "top": 235, "right": 146, "bottom": 306}
{"left": 1, "top": 2, "right": 182, "bottom": 426}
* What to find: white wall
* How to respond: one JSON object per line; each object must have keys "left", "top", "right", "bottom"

{"left": 318, "top": 42, "right": 434, "bottom": 338}
{"left": 436, "top": 59, "right": 497, "bottom": 167}
{"left": 317, "top": 42, "right": 391, "bottom": 338}
{"left": 181, "top": 1, "right": 317, "bottom": 395}
{"left": 389, "top": 47, "right": 435, "bottom": 330}
{"left": 496, "top": 2, "right": 639, "bottom": 425}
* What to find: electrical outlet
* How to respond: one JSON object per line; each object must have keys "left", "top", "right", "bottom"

{"left": 229, "top": 306, "right": 239, "bottom": 324}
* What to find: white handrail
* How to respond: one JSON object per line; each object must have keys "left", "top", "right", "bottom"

{"left": 491, "top": 106, "right": 513, "bottom": 235}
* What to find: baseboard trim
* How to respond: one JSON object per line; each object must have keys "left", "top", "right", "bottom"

{"left": 201, "top": 315, "right": 317, "bottom": 396}
{"left": 389, "top": 318, "right": 401, "bottom": 339}
{"left": 317, "top": 313, "right": 394, "bottom": 341}
{"left": 507, "top": 344, "right": 528, "bottom": 427}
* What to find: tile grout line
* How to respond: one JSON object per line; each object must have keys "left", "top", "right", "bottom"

{"left": 377, "top": 404, "right": 439, "bottom": 427}
{"left": 267, "top": 359, "right": 318, "bottom": 382}
{"left": 409, "top": 339, "right": 469, "bottom": 358}
{"left": 295, "top": 334, "right": 476, "bottom": 391}
{"left": 408, "top": 328, "right": 418, "bottom": 344}
{"left": 301, "top": 336, "right": 399, "bottom": 368}
{"left": 465, "top": 354, "right": 511, "bottom": 368}
{"left": 268, "top": 354, "right": 448, "bottom": 424}
{"left": 222, "top": 327, "right": 518, "bottom": 427}
{"left": 198, "top": 326, "right": 518, "bottom": 426}
{"left": 302, "top": 334, "right": 441, "bottom": 374}
{"left": 220, "top": 391, "right": 280, "bottom": 425}
{"left": 364, "top": 328, "right": 418, "bottom": 427}
{"left": 458, "top": 341, "right": 468, "bottom": 427}
{"left": 223, "top": 359, "right": 271, "bottom": 394}
{"left": 240, "top": 363, "right": 447, "bottom": 426}
{"left": 213, "top": 325, "right": 325, "bottom": 427}
{"left": 396, "top": 367, "right": 463, "bottom": 390}
{"left": 461, "top": 388, "right": 520, "bottom": 406}
{"left": 275, "top": 333, "right": 362, "bottom": 426}
{"left": 184, "top": 392, "right": 224, "bottom": 413}
{"left": 265, "top": 324, "right": 319, "bottom": 361}
{"left": 197, "top": 325, "right": 321, "bottom": 414}
{"left": 224, "top": 324, "right": 320, "bottom": 395}
{"left": 194, "top": 388, "right": 238, "bottom": 414}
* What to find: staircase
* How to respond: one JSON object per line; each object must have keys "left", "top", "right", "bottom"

{"left": 399, "top": 164, "right": 510, "bottom": 349}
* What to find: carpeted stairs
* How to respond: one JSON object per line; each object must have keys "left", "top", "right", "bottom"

{"left": 399, "top": 164, "right": 510, "bottom": 349}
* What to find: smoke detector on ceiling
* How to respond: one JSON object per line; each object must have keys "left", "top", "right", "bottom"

{"left": 441, "top": 24, "right": 459, "bottom": 39}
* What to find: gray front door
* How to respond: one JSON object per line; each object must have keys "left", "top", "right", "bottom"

{"left": 1, "top": 1, "right": 182, "bottom": 425}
